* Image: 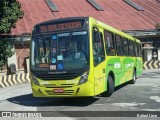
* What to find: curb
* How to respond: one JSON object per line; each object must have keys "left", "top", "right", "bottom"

{"left": 0, "top": 73, "right": 30, "bottom": 88}
{"left": 143, "top": 60, "right": 160, "bottom": 69}
{"left": 1, "top": 61, "right": 160, "bottom": 88}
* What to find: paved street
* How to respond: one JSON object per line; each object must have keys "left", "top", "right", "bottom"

{"left": 0, "top": 69, "right": 160, "bottom": 120}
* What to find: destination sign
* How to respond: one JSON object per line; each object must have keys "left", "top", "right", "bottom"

{"left": 39, "top": 21, "right": 83, "bottom": 33}
{"left": 37, "top": 64, "right": 49, "bottom": 68}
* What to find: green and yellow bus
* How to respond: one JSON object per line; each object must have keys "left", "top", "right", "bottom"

{"left": 30, "top": 17, "right": 143, "bottom": 97}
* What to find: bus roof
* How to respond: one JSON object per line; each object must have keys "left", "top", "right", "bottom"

{"left": 90, "top": 17, "right": 141, "bottom": 44}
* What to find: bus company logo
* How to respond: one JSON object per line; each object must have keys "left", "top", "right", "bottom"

{"left": 125, "top": 62, "right": 134, "bottom": 68}
{"left": 48, "top": 71, "right": 67, "bottom": 74}
{"left": 2, "top": 112, "right": 11, "bottom": 117}
{"left": 1, "top": 112, "right": 42, "bottom": 117}
{"left": 114, "top": 62, "right": 121, "bottom": 68}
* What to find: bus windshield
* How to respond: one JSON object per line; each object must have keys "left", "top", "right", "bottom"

{"left": 31, "top": 31, "right": 89, "bottom": 71}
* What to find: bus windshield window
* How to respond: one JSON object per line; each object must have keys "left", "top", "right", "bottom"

{"left": 31, "top": 37, "right": 51, "bottom": 67}
{"left": 31, "top": 31, "right": 89, "bottom": 70}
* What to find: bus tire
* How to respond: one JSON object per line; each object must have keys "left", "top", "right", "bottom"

{"left": 129, "top": 69, "right": 136, "bottom": 84}
{"left": 101, "top": 75, "right": 114, "bottom": 97}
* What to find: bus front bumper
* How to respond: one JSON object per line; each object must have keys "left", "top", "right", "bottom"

{"left": 31, "top": 81, "right": 94, "bottom": 97}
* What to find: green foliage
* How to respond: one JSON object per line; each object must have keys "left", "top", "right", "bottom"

{"left": 0, "top": 0, "right": 23, "bottom": 70}
{"left": 0, "top": 39, "right": 14, "bottom": 70}
{"left": 0, "top": 0, "right": 23, "bottom": 34}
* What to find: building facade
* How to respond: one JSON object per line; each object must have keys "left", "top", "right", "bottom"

{"left": 1, "top": 0, "right": 160, "bottom": 74}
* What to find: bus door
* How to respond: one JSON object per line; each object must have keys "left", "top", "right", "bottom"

{"left": 92, "top": 28, "right": 106, "bottom": 95}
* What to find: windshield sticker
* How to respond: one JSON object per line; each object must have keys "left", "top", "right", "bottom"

{"left": 58, "top": 63, "right": 63, "bottom": 70}
{"left": 57, "top": 55, "right": 63, "bottom": 60}
{"left": 50, "top": 65, "right": 56, "bottom": 70}
{"left": 52, "top": 35, "right": 57, "bottom": 40}
{"left": 51, "top": 58, "right": 56, "bottom": 63}
{"left": 75, "top": 52, "right": 80, "bottom": 58}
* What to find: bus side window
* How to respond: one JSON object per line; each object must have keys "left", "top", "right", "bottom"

{"left": 140, "top": 45, "right": 142, "bottom": 57}
{"left": 123, "top": 38, "right": 129, "bottom": 56}
{"left": 137, "top": 43, "right": 142, "bottom": 57}
{"left": 129, "top": 40, "right": 134, "bottom": 56}
{"left": 134, "top": 42, "right": 138, "bottom": 57}
{"left": 93, "top": 30, "right": 105, "bottom": 66}
{"left": 38, "top": 38, "right": 45, "bottom": 63}
{"left": 104, "top": 30, "right": 116, "bottom": 56}
{"left": 115, "top": 35, "right": 123, "bottom": 56}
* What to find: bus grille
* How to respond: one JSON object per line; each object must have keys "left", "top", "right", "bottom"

{"left": 44, "top": 84, "right": 74, "bottom": 88}
{"left": 37, "top": 73, "right": 79, "bottom": 80}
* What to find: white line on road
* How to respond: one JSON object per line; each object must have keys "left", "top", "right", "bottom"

{"left": 150, "top": 96, "right": 160, "bottom": 102}
{"left": 142, "top": 109, "right": 160, "bottom": 111}
{"left": 112, "top": 102, "right": 146, "bottom": 108}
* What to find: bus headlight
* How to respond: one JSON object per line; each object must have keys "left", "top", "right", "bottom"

{"left": 78, "top": 72, "right": 89, "bottom": 85}
{"left": 32, "top": 75, "right": 40, "bottom": 86}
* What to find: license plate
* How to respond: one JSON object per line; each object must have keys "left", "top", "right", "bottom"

{"left": 53, "top": 88, "right": 64, "bottom": 93}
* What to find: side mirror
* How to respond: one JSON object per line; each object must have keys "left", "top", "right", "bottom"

{"left": 94, "top": 31, "right": 100, "bottom": 43}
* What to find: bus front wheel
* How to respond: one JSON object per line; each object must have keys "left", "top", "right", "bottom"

{"left": 101, "top": 75, "right": 114, "bottom": 97}
{"left": 129, "top": 69, "right": 136, "bottom": 84}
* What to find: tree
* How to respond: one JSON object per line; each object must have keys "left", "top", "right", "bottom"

{"left": 0, "top": 40, "right": 14, "bottom": 70}
{"left": 156, "top": 23, "right": 160, "bottom": 30}
{"left": 0, "top": 0, "right": 23, "bottom": 70}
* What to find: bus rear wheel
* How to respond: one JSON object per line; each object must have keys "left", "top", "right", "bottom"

{"left": 101, "top": 75, "right": 114, "bottom": 97}
{"left": 129, "top": 69, "right": 136, "bottom": 84}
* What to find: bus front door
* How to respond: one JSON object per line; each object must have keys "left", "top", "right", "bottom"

{"left": 93, "top": 29, "right": 106, "bottom": 95}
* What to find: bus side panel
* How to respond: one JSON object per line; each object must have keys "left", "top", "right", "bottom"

{"left": 106, "top": 56, "right": 137, "bottom": 87}
{"left": 121, "top": 57, "right": 134, "bottom": 83}
{"left": 136, "top": 57, "right": 143, "bottom": 77}
{"left": 106, "top": 57, "right": 125, "bottom": 87}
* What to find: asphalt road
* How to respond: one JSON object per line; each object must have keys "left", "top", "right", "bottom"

{"left": 0, "top": 69, "right": 160, "bottom": 120}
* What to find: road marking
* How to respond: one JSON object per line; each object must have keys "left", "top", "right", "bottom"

{"left": 150, "top": 96, "right": 160, "bottom": 102}
{"left": 142, "top": 109, "right": 160, "bottom": 111}
{"left": 112, "top": 102, "right": 146, "bottom": 107}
